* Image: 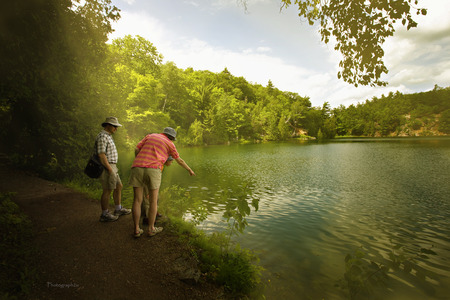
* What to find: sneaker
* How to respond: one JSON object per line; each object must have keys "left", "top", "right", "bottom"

{"left": 100, "top": 211, "right": 119, "bottom": 222}
{"left": 114, "top": 207, "right": 131, "bottom": 216}
{"left": 148, "top": 227, "right": 163, "bottom": 237}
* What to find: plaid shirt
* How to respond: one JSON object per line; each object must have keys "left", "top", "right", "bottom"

{"left": 95, "top": 130, "right": 118, "bottom": 164}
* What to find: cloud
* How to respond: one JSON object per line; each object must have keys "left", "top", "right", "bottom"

{"left": 109, "top": 0, "right": 450, "bottom": 108}
{"left": 256, "top": 46, "right": 272, "bottom": 53}
{"left": 383, "top": 5, "right": 450, "bottom": 90}
{"left": 183, "top": 1, "right": 200, "bottom": 7}
{"left": 109, "top": 11, "right": 165, "bottom": 43}
{"left": 110, "top": 11, "right": 332, "bottom": 105}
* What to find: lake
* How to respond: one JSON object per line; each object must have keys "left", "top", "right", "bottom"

{"left": 126, "top": 137, "right": 450, "bottom": 299}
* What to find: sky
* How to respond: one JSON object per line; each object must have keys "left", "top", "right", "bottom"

{"left": 108, "top": 0, "right": 450, "bottom": 108}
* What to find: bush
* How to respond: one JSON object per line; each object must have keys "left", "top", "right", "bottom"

{"left": 215, "top": 246, "right": 262, "bottom": 294}
{"left": 0, "top": 193, "right": 36, "bottom": 299}
{"left": 158, "top": 187, "right": 263, "bottom": 297}
{"left": 187, "top": 230, "right": 262, "bottom": 296}
{"left": 438, "top": 109, "right": 450, "bottom": 133}
{"left": 410, "top": 119, "right": 423, "bottom": 130}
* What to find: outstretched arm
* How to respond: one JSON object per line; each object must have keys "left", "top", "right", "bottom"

{"left": 175, "top": 157, "right": 195, "bottom": 176}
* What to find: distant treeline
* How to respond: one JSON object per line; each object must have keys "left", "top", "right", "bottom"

{"left": 1, "top": 0, "right": 449, "bottom": 181}
{"left": 333, "top": 86, "right": 450, "bottom": 138}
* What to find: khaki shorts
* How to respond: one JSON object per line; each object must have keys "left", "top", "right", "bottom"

{"left": 129, "top": 167, "right": 162, "bottom": 190}
{"left": 99, "top": 164, "right": 122, "bottom": 190}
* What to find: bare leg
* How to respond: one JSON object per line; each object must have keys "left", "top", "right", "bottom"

{"left": 132, "top": 187, "right": 144, "bottom": 234}
{"left": 101, "top": 189, "right": 112, "bottom": 211}
{"left": 148, "top": 188, "right": 159, "bottom": 233}
{"left": 143, "top": 194, "right": 150, "bottom": 218}
{"left": 113, "top": 182, "right": 123, "bottom": 206}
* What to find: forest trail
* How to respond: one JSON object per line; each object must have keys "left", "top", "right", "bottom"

{"left": 0, "top": 155, "right": 224, "bottom": 300}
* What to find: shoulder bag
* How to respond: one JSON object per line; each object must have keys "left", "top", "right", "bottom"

{"left": 84, "top": 154, "right": 104, "bottom": 178}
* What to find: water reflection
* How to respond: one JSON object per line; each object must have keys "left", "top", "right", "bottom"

{"left": 150, "top": 139, "right": 450, "bottom": 299}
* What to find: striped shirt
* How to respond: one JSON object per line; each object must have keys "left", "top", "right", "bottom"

{"left": 132, "top": 133, "right": 179, "bottom": 169}
{"left": 95, "top": 130, "right": 118, "bottom": 164}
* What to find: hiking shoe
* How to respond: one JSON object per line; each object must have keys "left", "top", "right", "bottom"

{"left": 100, "top": 212, "right": 119, "bottom": 222}
{"left": 114, "top": 207, "right": 131, "bottom": 216}
{"left": 148, "top": 227, "right": 163, "bottom": 237}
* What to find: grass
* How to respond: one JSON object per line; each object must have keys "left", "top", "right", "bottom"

{"left": 63, "top": 177, "right": 134, "bottom": 209}
{"left": 0, "top": 193, "right": 36, "bottom": 299}
{"left": 165, "top": 216, "right": 263, "bottom": 297}
{"left": 158, "top": 188, "right": 264, "bottom": 298}
{"left": 63, "top": 173, "right": 264, "bottom": 297}
{"left": 65, "top": 178, "right": 264, "bottom": 297}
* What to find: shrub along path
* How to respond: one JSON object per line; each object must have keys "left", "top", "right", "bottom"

{"left": 0, "top": 156, "right": 224, "bottom": 300}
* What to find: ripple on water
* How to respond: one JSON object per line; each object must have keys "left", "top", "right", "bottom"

{"left": 168, "top": 140, "right": 450, "bottom": 299}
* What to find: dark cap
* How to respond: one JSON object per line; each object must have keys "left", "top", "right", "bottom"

{"left": 163, "top": 127, "right": 176, "bottom": 140}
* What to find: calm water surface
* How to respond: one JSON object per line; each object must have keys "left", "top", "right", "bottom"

{"left": 143, "top": 138, "right": 450, "bottom": 299}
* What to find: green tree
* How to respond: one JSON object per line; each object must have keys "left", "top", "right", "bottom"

{"left": 283, "top": 92, "right": 311, "bottom": 135}
{"left": 159, "top": 62, "right": 194, "bottom": 129}
{"left": 240, "top": 0, "right": 427, "bottom": 87}
{"left": 231, "top": 76, "right": 256, "bottom": 103}
{"left": 126, "top": 72, "right": 163, "bottom": 111}
{"left": 186, "top": 69, "right": 216, "bottom": 122}
{"left": 304, "top": 108, "right": 323, "bottom": 138}
{"left": 0, "top": 0, "right": 120, "bottom": 178}
{"left": 321, "top": 116, "right": 337, "bottom": 139}
{"left": 278, "top": 116, "right": 292, "bottom": 140}
{"left": 186, "top": 119, "right": 205, "bottom": 146}
{"left": 109, "top": 35, "right": 163, "bottom": 76}
{"left": 263, "top": 95, "right": 286, "bottom": 140}
{"left": 212, "top": 90, "right": 247, "bottom": 142}
{"left": 438, "top": 109, "right": 450, "bottom": 134}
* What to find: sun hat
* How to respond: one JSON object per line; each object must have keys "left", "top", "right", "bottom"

{"left": 102, "top": 117, "right": 122, "bottom": 127}
{"left": 163, "top": 127, "right": 177, "bottom": 140}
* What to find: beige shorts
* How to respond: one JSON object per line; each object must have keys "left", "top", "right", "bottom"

{"left": 99, "top": 164, "right": 122, "bottom": 190}
{"left": 129, "top": 167, "right": 162, "bottom": 190}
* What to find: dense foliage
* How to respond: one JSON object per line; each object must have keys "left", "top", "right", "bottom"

{"left": 158, "top": 186, "right": 262, "bottom": 297}
{"left": 0, "top": 193, "right": 35, "bottom": 298}
{"left": 1, "top": 0, "right": 448, "bottom": 182}
{"left": 277, "top": 0, "right": 427, "bottom": 87}
{"left": 0, "top": 0, "right": 120, "bottom": 179}
{"left": 334, "top": 85, "right": 450, "bottom": 137}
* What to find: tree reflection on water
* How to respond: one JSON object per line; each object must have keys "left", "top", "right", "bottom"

{"left": 160, "top": 181, "right": 259, "bottom": 239}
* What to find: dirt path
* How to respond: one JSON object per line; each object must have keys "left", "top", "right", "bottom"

{"left": 0, "top": 157, "right": 224, "bottom": 300}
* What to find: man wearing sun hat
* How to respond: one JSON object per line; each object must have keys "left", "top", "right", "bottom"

{"left": 130, "top": 127, "right": 195, "bottom": 237}
{"left": 95, "top": 117, "right": 131, "bottom": 222}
